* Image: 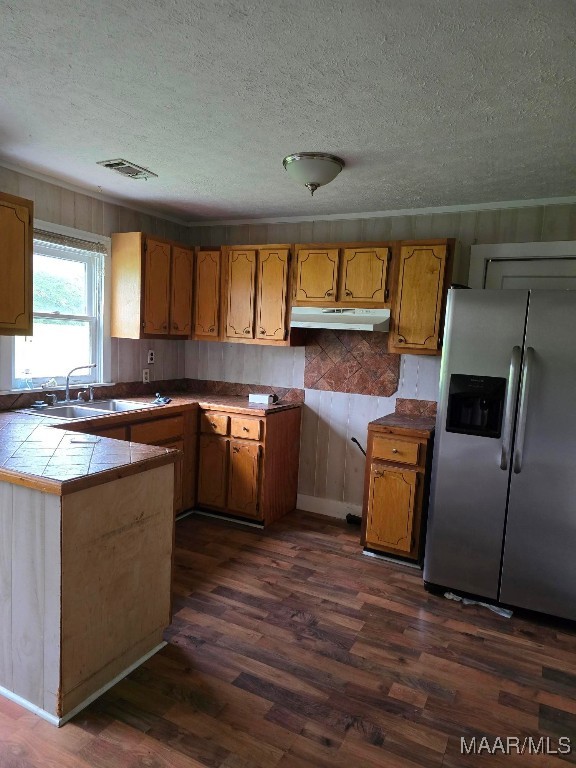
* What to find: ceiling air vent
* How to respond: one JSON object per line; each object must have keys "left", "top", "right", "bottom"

{"left": 97, "top": 158, "right": 158, "bottom": 180}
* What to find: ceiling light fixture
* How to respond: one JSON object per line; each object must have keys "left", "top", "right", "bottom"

{"left": 282, "top": 152, "right": 345, "bottom": 196}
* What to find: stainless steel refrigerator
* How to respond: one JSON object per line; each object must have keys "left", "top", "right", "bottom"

{"left": 424, "top": 288, "right": 576, "bottom": 621}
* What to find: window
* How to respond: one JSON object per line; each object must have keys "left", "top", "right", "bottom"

{"left": 1, "top": 227, "right": 108, "bottom": 391}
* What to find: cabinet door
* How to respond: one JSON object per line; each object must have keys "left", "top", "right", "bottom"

{"left": 366, "top": 464, "right": 417, "bottom": 554}
{"left": 143, "top": 239, "right": 171, "bottom": 334}
{"left": 390, "top": 244, "right": 447, "bottom": 352}
{"left": 340, "top": 247, "right": 389, "bottom": 304}
{"left": 164, "top": 439, "right": 184, "bottom": 514}
{"left": 197, "top": 435, "right": 228, "bottom": 509}
{"left": 228, "top": 440, "right": 261, "bottom": 518}
{"left": 170, "top": 246, "right": 193, "bottom": 335}
{"left": 194, "top": 250, "right": 221, "bottom": 338}
{"left": 0, "top": 193, "right": 32, "bottom": 335}
{"left": 255, "top": 248, "right": 289, "bottom": 341}
{"left": 226, "top": 250, "right": 256, "bottom": 339}
{"left": 294, "top": 249, "right": 339, "bottom": 302}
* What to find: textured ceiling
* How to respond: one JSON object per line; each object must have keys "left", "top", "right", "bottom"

{"left": 0, "top": 0, "right": 574, "bottom": 222}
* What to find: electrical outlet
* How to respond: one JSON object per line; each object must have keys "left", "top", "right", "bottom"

{"left": 147, "top": 350, "right": 155, "bottom": 364}
{"left": 142, "top": 368, "right": 150, "bottom": 383}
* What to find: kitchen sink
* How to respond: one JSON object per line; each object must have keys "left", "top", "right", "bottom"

{"left": 37, "top": 405, "right": 110, "bottom": 419}
{"left": 23, "top": 399, "right": 158, "bottom": 420}
{"left": 81, "top": 399, "right": 153, "bottom": 412}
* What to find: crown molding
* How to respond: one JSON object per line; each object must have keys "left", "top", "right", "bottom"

{"left": 0, "top": 160, "right": 190, "bottom": 227}
{"left": 187, "top": 195, "right": 576, "bottom": 227}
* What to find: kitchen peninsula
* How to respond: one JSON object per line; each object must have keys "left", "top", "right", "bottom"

{"left": 0, "top": 408, "right": 178, "bottom": 726}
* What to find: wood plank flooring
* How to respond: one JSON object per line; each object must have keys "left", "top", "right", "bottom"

{"left": 2, "top": 510, "right": 576, "bottom": 767}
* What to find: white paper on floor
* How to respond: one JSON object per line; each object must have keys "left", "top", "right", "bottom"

{"left": 444, "top": 591, "right": 513, "bottom": 618}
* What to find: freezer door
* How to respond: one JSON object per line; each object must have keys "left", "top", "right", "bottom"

{"left": 424, "top": 290, "right": 528, "bottom": 598}
{"left": 500, "top": 290, "right": 576, "bottom": 620}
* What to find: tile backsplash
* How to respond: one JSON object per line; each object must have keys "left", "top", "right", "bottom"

{"left": 303, "top": 330, "right": 400, "bottom": 396}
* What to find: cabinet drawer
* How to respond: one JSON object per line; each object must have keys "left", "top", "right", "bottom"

{"left": 230, "top": 416, "right": 262, "bottom": 441}
{"left": 130, "top": 415, "right": 184, "bottom": 445}
{"left": 200, "top": 412, "right": 229, "bottom": 435}
{"left": 372, "top": 436, "right": 419, "bottom": 465}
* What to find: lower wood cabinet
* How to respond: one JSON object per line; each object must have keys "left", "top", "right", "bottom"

{"left": 73, "top": 406, "right": 197, "bottom": 517}
{"left": 361, "top": 417, "right": 434, "bottom": 562}
{"left": 196, "top": 405, "right": 301, "bottom": 525}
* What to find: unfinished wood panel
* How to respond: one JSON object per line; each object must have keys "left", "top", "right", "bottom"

{"left": 0, "top": 191, "right": 33, "bottom": 335}
{"left": 339, "top": 247, "right": 389, "bottom": 303}
{"left": 227, "top": 441, "right": 261, "bottom": 519}
{"left": 181, "top": 407, "right": 198, "bottom": 511}
{"left": 60, "top": 465, "right": 173, "bottom": 714}
{"left": 230, "top": 416, "right": 262, "bottom": 441}
{"left": 143, "top": 239, "right": 171, "bottom": 334}
{"left": 294, "top": 248, "right": 339, "bottom": 301}
{"left": 110, "top": 232, "right": 143, "bottom": 339}
{"left": 226, "top": 249, "right": 256, "bottom": 339}
{"left": 194, "top": 250, "right": 221, "bottom": 338}
{"left": 42, "top": 494, "right": 61, "bottom": 715}
{"left": 130, "top": 415, "right": 184, "bottom": 445}
{"left": 170, "top": 246, "right": 193, "bottom": 335}
{"left": 255, "top": 247, "right": 289, "bottom": 341}
{"left": 366, "top": 464, "right": 417, "bottom": 554}
{"left": 197, "top": 435, "right": 228, "bottom": 509}
{"left": 389, "top": 243, "right": 448, "bottom": 354}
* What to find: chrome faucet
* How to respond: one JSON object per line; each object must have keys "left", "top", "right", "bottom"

{"left": 64, "top": 364, "right": 96, "bottom": 403}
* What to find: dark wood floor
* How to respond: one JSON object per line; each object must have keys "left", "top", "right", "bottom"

{"left": 2, "top": 511, "right": 576, "bottom": 767}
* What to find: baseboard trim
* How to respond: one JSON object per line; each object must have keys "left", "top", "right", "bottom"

{"left": 297, "top": 494, "right": 362, "bottom": 520}
{"left": 0, "top": 641, "right": 167, "bottom": 727}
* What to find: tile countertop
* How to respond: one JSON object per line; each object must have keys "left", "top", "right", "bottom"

{"left": 368, "top": 412, "right": 436, "bottom": 437}
{"left": 0, "top": 394, "right": 302, "bottom": 496}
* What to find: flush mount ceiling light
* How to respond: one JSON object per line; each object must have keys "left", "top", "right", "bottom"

{"left": 282, "top": 152, "right": 345, "bottom": 196}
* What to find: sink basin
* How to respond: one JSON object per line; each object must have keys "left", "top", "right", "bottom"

{"left": 39, "top": 405, "right": 110, "bottom": 419}
{"left": 81, "top": 399, "right": 154, "bottom": 412}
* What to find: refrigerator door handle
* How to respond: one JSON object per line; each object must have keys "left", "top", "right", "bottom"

{"left": 500, "top": 345, "right": 522, "bottom": 470}
{"left": 513, "top": 346, "right": 534, "bottom": 474}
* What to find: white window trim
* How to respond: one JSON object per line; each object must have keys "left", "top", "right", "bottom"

{"left": 0, "top": 220, "right": 111, "bottom": 394}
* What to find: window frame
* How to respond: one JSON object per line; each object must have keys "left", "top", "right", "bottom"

{"left": 0, "top": 221, "right": 111, "bottom": 393}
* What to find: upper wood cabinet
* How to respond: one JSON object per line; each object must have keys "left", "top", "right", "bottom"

{"left": 388, "top": 240, "right": 454, "bottom": 355}
{"left": 223, "top": 245, "right": 292, "bottom": 344}
{"left": 226, "top": 249, "right": 257, "bottom": 339}
{"left": 194, "top": 249, "right": 221, "bottom": 339}
{"left": 0, "top": 191, "right": 33, "bottom": 335}
{"left": 293, "top": 243, "right": 390, "bottom": 307}
{"left": 111, "top": 232, "right": 194, "bottom": 339}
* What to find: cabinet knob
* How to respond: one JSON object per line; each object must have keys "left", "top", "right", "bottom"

{"left": 243, "top": 426, "right": 249, "bottom": 432}
{"left": 210, "top": 422, "right": 217, "bottom": 427}
{"left": 392, "top": 448, "right": 399, "bottom": 453}
{"left": 325, "top": 290, "right": 334, "bottom": 297}
{"left": 173, "top": 322, "right": 179, "bottom": 329}
{"left": 163, "top": 323, "right": 168, "bottom": 330}
{"left": 244, "top": 328, "right": 251, "bottom": 335}
{"left": 232, "top": 446, "right": 240, "bottom": 453}
{"left": 259, "top": 327, "right": 266, "bottom": 335}
{"left": 345, "top": 289, "right": 352, "bottom": 296}
{"left": 397, "top": 336, "right": 405, "bottom": 344}
{"left": 208, "top": 326, "right": 215, "bottom": 332}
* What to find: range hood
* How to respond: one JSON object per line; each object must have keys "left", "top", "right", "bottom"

{"left": 290, "top": 307, "right": 390, "bottom": 331}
